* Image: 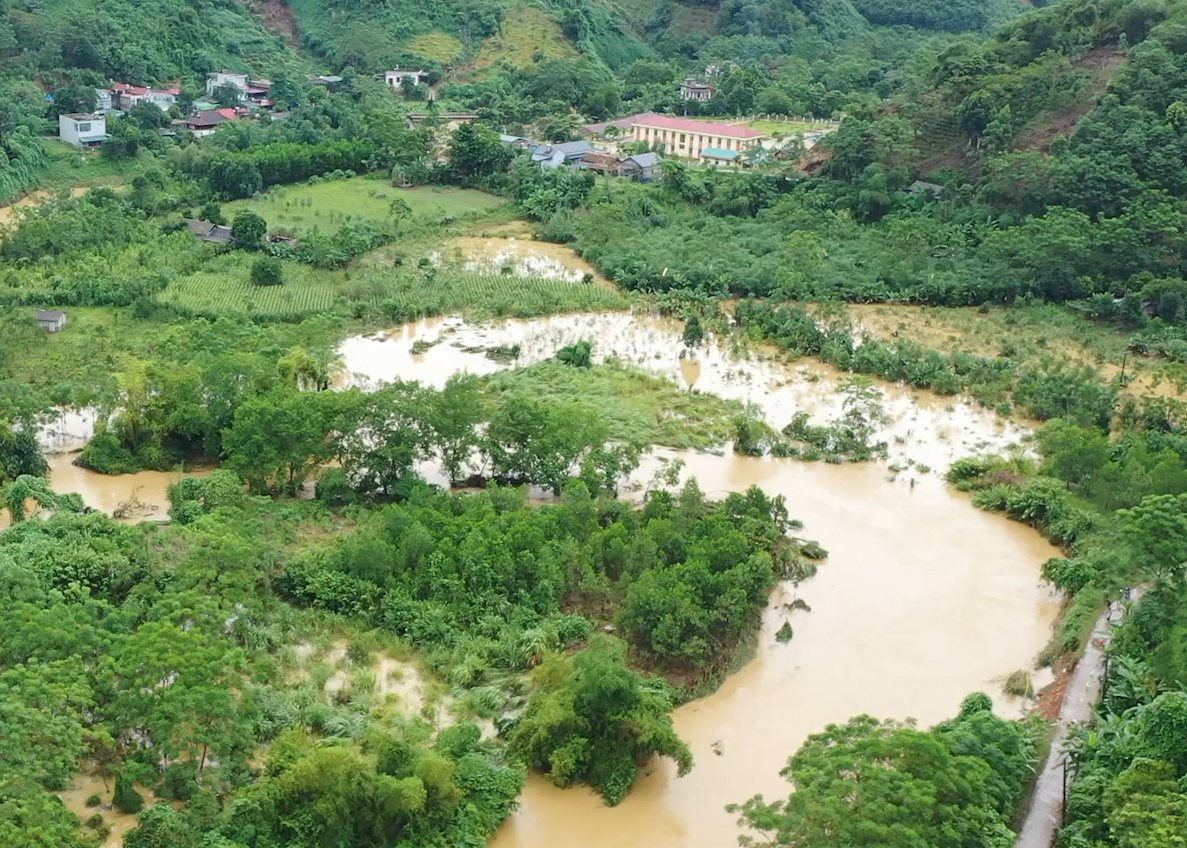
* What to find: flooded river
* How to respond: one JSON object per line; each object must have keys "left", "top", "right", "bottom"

{"left": 340, "top": 311, "right": 1031, "bottom": 469}
{"left": 491, "top": 450, "right": 1060, "bottom": 848}
{"left": 36, "top": 311, "right": 1060, "bottom": 848}
{"left": 338, "top": 311, "right": 1061, "bottom": 848}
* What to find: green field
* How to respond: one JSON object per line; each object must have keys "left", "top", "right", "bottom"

{"left": 744, "top": 119, "right": 835, "bottom": 137}
{"left": 406, "top": 30, "right": 466, "bottom": 62}
{"left": 37, "top": 141, "right": 144, "bottom": 191}
{"left": 376, "top": 269, "right": 627, "bottom": 318}
{"left": 157, "top": 250, "right": 626, "bottom": 320}
{"left": 222, "top": 179, "right": 507, "bottom": 233}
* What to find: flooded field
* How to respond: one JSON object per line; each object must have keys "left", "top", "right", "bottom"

{"left": 58, "top": 774, "right": 170, "bottom": 848}
{"left": 339, "top": 311, "right": 1031, "bottom": 470}
{"left": 36, "top": 310, "right": 1060, "bottom": 848}
{"left": 0, "top": 186, "right": 90, "bottom": 226}
{"left": 432, "top": 235, "right": 612, "bottom": 286}
{"left": 340, "top": 310, "right": 1060, "bottom": 848}
{"left": 19, "top": 410, "right": 210, "bottom": 527}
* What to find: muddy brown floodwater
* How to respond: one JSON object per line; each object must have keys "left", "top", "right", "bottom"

{"left": 339, "top": 311, "right": 1032, "bottom": 469}
{"left": 339, "top": 312, "right": 1062, "bottom": 848}
{"left": 0, "top": 186, "right": 90, "bottom": 226}
{"left": 32, "top": 311, "right": 1061, "bottom": 848}
{"left": 431, "top": 234, "right": 614, "bottom": 287}
{"left": 16, "top": 411, "right": 211, "bottom": 529}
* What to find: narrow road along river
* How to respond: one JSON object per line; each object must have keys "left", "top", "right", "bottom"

{"left": 1013, "top": 601, "right": 1127, "bottom": 848}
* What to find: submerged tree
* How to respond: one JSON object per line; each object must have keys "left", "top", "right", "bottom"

{"left": 1, "top": 475, "right": 83, "bottom": 523}
{"left": 509, "top": 637, "right": 693, "bottom": 806}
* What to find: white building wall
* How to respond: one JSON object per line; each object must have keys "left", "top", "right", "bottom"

{"left": 58, "top": 114, "right": 107, "bottom": 146}
{"left": 206, "top": 72, "right": 248, "bottom": 98}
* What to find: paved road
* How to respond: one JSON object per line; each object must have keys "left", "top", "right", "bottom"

{"left": 1012, "top": 601, "right": 1127, "bottom": 848}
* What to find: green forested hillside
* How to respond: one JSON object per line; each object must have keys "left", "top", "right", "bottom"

{"left": 289, "top": 0, "right": 652, "bottom": 70}
{"left": 0, "top": 0, "right": 303, "bottom": 82}
{"left": 851, "top": 0, "right": 1023, "bottom": 33}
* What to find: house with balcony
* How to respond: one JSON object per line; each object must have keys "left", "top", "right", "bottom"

{"left": 679, "top": 78, "right": 713, "bottom": 102}
{"left": 206, "top": 70, "right": 249, "bottom": 101}
{"left": 111, "top": 83, "right": 180, "bottom": 112}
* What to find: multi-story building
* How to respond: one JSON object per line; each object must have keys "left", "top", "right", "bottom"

{"left": 630, "top": 115, "right": 763, "bottom": 162}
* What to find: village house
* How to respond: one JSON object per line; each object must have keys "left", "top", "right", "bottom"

{"left": 94, "top": 88, "right": 113, "bottom": 113}
{"left": 184, "top": 219, "right": 234, "bottom": 244}
{"left": 111, "top": 83, "right": 181, "bottom": 112}
{"left": 578, "top": 150, "right": 622, "bottom": 175}
{"left": 621, "top": 151, "right": 662, "bottom": 181}
{"left": 245, "top": 79, "right": 273, "bottom": 107}
{"left": 179, "top": 108, "right": 240, "bottom": 138}
{"left": 580, "top": 112, "right": 659, "bottom": 145}
{"left": 679, "top": 78, "right": 713, "bottom": 102}
{"left": 34, "top": 310, "right": 67, "bottom": 333}
{"left": 110, "top": 83, "right": 148, "bottom": 110}
{"left": 908, "top": 180, "right": 945, "bottom": 198}
{"left": 577, "top": 150, "right": 663, "bottom": 181}
{"left": 58, "top": 113, "right": 106, "bottom": 147}
{"left": 630, "top": 115, "right": 763, "bottom": 162}
{"left": 531, "top": 139, "right": 594, "bottom": 168}
{"left": 701, "top": 147, "right": 739, "bottom": 166}
{"left": 500, "top": 134, "right": 535, "bottom": 150}
{"left": 384, "top": 69, "right": 429, "bottom": 89}
{"left": 206, "top": 70, "right": 248, "bottom": 100}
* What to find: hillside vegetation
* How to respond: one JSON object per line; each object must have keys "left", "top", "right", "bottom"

{"left": 4, "top": 0, "right": 1187, "bottom": 847}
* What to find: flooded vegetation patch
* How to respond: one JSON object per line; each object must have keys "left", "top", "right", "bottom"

{"left": 486, "top": 359, "right": 744, "bottom": 450}
{"left": 339, "top": 312, "right": 1031, "bottom": 470}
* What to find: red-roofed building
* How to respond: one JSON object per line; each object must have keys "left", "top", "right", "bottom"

{"left": 245, "top": 79, "right": 273, "bottom": 105}
{"left": 581, "top": 112, "right": 659, "bottom": 139}
{"left": 630, "top": 115, "right": 764, "bottom": 162}
{"left": 111, "top": 83, "right": 179, "bottom": 112}
{"left": 181, "top": 108, "right": 241, "bottom": 137}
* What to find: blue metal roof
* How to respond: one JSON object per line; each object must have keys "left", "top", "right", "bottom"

{"left": 700, "top": 147, "right": 738, "bottom": 160}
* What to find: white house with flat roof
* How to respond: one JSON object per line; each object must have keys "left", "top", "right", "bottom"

{"left": 384, "top": 69, "right": 428, "bottom": 89}
{"left": 58, "top": 113, "right": 107, "bottom": 146}
{"left": 35, "top": 310, "right": 67, "bottom": 332}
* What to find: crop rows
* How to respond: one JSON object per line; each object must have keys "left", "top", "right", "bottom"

{"left": 157, "top": 266, "right": 627, "bottom": 322}
{"left": 158, "top": 270, "right": 338, "bottom": 318}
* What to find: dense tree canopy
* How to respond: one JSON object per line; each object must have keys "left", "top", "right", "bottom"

{"left": 732, "top": 693, "right": 1038, "bottom": 848}
{"left": 509, "top": 638, "right": 692, "bottom": 805}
